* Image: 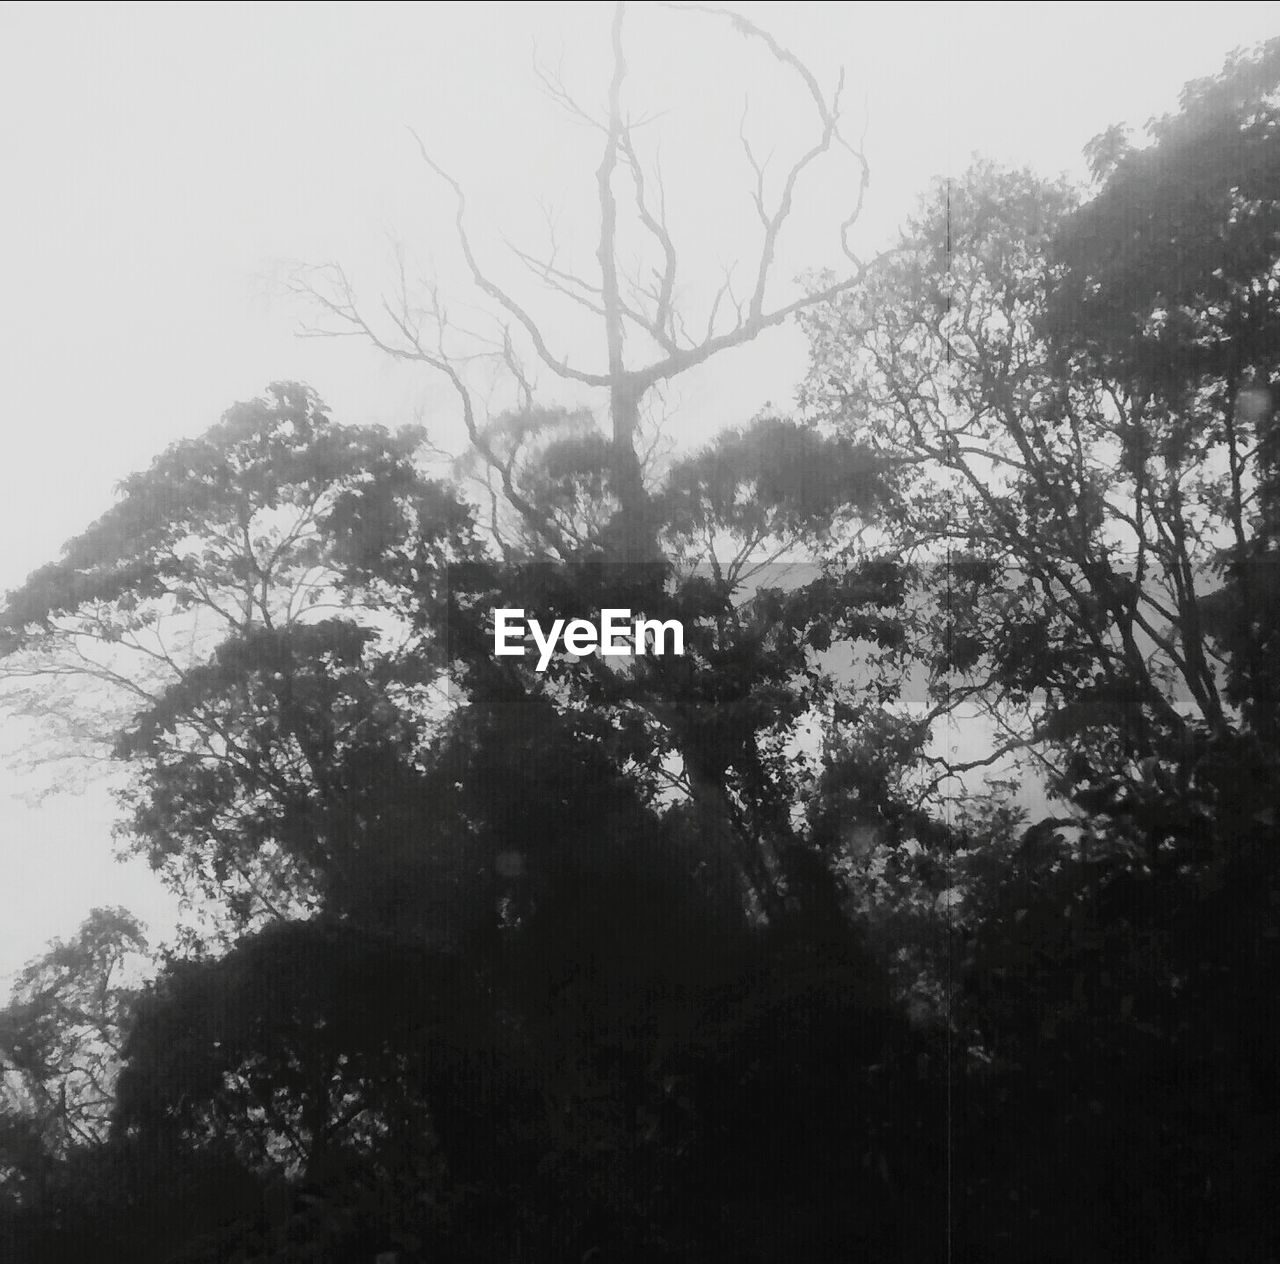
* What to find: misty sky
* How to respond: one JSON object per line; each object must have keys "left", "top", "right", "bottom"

{"left": 1, "top": 1, "right": 1276, "bottom": 978}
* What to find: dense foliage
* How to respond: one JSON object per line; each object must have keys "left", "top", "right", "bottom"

{"left": 1, "top": 32, "right": 1278, "bottom": 1264}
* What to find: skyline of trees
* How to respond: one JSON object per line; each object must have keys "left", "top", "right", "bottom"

{"left": 2, "top": 14, "right": 1278, "bottom": 1263}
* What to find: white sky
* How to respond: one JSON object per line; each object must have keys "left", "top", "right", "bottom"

{"left": 1, "top": 0, "right": 1276, "bottom": 978}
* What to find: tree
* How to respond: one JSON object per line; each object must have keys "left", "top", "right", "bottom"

{"left": 288, "top": 0, "right": 912, "bottom": 940}
{"left": 0, "top": 382, "right": 478, "bottom": 935}
{"left": 294, "top": 1, "right": 875, "bottom": 565}
{"left": 0, "top": 908, "right": 147, "bottom": 1169}
{"left": 1048, "top": 35, "right": 1280, "bottom": 747}
{"left": 1, "top": 7, "right": 970, "bottom": 1258}
{"left": 796, "top": 39, "right": 1280, "bottom": 1261}
{"left": 0, "top": 371, "right": 940, "bottom": 1259}
{"left": 799, "top": 36, "right": 1280, "bottom": 827}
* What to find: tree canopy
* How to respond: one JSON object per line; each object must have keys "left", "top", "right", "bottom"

{"left": 3, "top": 21, "right": 1280, "bottom": 1264}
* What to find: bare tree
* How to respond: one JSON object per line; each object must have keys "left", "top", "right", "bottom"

{"left": 292, "top": 1, "right": 875, "bottom": 563}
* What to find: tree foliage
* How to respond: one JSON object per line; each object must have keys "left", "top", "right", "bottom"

{"left": 801, "top": 35, "right": 1280, "bottom": 1262}
{"left": 5, "top": 24, "right": 1280, "bottom": 1264}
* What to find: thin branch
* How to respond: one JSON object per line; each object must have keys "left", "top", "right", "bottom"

{"left": 406, "top": 128, "right": 610, "bottom": 388}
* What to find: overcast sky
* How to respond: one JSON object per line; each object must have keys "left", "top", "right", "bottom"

{"left": 1, "top": 1, "right": 1276, "bottom": 978}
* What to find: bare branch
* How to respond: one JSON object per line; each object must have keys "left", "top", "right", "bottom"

{"left": 406, "top": 128, "right": 610, "bottom": 388}
{"left": 671, "top": 2, "right": 870, "bottom": 278}
{"left": 292, "top": 261, "right": 573, "bottom": 556}
{"left": 738, "top": 98, "right": 771, "bottom": 228}
{"left": 506, "top": 238, "right": 609, "bottom": 318}
{"left": 640, "top": 265, "right": 875, "bottom": 389}
{"left": 616, "top": 128, "right": 679, "bottom": 349}
{"left": 532, "top": 51, "right": 608, "bottom": 134}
